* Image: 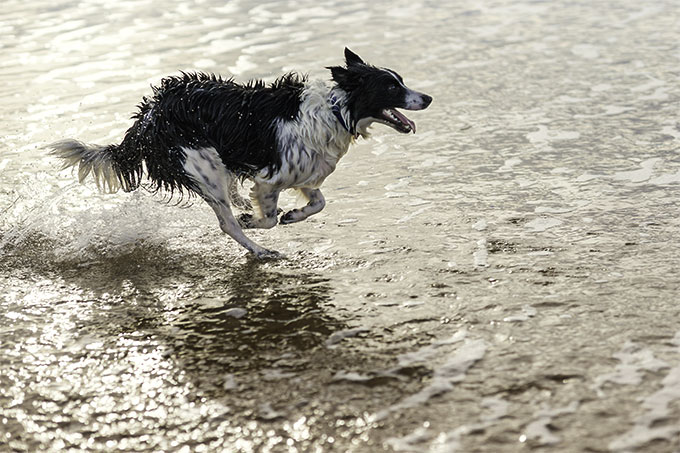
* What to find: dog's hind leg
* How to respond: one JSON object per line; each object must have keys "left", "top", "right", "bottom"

{"left": 206, "top": 199, "right": 280, "bottom": 258}
{"left": 279, "top": 188, "right": 326, "bottom": 225}
{"left": 183, "top": 147, "right": 279, "bottom": 259}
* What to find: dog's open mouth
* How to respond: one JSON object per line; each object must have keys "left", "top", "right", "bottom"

{"left": 379, "top": 108, "right": 416, "bottom": 134}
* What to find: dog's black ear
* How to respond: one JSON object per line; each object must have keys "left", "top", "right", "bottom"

{"left": 328, "top": 65, "right": 350, "bottom": 85}
{"left": 344, "top": 47, "right": 365, "bottom": 67}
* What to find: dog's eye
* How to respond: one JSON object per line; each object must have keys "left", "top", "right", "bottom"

{"left": 387, "top": 83, "right": 398, "bottom": 92}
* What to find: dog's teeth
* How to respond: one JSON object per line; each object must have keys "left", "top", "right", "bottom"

{"left": 385, "top": 109, "right": 399, "bottom": 123}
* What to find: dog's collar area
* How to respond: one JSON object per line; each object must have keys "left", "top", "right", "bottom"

{"left": 329, "top": 94, "right": 355, "bottom": 137}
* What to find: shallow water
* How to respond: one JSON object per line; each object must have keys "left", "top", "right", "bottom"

{"left": 2, "top": 0, "right": 680, "bottom": 451}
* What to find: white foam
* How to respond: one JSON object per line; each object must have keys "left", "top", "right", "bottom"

{"left": 523, "top": 402, "right": 579, "bottom": 445}
{"left": 503, "top": 305, "right": 537, "bottom": 323}
{"left": 228, "top": 55, "right": 257, "bottom": 75}
{"left": 258, "top": 402, "right": 284, "bottom": 420}
{"left": 534, "top": 200, "right": 590, "bottom": 214}
{"left": 591, "top": 83, "right": 612, "bottom": 92}
{"left": 397, "top": 329, "right": 468, "bottom": 368}
{"left": 386, "top": 427, "right": 432, "bottom": 452}
{"left": 472, "top": 219, "right": 487, "bottom": 231}
{"left": 608, "top": 332, "right": 680, "bottom": 451}
{"left": 331, "top": 371, "right": 374, "bottom": 383}
{"left": 222, "top": 374, "right": 237, "bottom": 391}
{"left": 496, "top": 157, "right": 521, "bottom": 172}
{"left": 612, "top": 158, "right": 661, "bottom": 183}
{"left": 193, "top": 58, "right": 217, "bottom": 69}
{"left": 650, "top": 170, "right": 680, "bottom": 185}
{"left": 527, "top": 126, "right": 580, "bottom": 145}
{"left": 375, "top": 339, "right": 487, "bottom": 421}
{"left": 386, "top": 3, "right": 425, "bottom": 18}
{"left": 480, "top": 397, "right": 510, "bottom": 422}
{"left": 384, "top": 179, "right": 409, "bottom": 191}
{"left": 576, "top": 173, "right": 602, "bottom": 182}
{"left": 525, "top": 217, "right": 563, "bottom": 232}
{"left": 621, "top": 6, "right": 665, "bottom": 25}
{"left": 473, "top": 239, "right": 488, "bottom": 268}
{"left": 325, "top": 327, "right": 370, "bottom": 347}
{"left": 640, "top": 88, "right": 669, "bottom": 101}
{"left": 556, "top": 95, "right": 589, "bottom": 103}
{"left": 396, "top": 206, "right": 433, "bottom": 224}
{"left": 660, "top": 124, "right": 680, "bottom": 141}
{"left": 631, "top": 77, "right": 665, "bottom": 93}
{"left": 593, "top": 341, "right": 668, "bottom": 395}
{"left": 278, "top": 6, "right": 337, "bottom": 24}
{"left": 260, "top": 368, "right": 296, "bottom": 381}
{"left": 603, "top": 105, "right": 634, "bottom": 115}
{"left": 387, "top": 396, "right": 509, "bottom": 452}
{"left": 224, "top": 308, "right": 247, "bottom": 319}
{"left": 571, "top": 44, "right": 600, "bottom": 59}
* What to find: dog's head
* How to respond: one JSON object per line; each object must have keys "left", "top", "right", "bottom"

{"left": 328, "top": 48, "right": 432, "bottom": 136}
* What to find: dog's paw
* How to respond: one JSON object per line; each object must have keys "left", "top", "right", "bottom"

{"left": 254, "top": 249, "right": 284, "bottom": 260}
{"left": 238, "top": 213, "right": 255, "bottom": 229}
{"left": 279, "top": 209, "right": 303, "bottom": 225}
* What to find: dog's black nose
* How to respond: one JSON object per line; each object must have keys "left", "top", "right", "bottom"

{"left": 422, "top": 94, "right": 433, "bottom": 108}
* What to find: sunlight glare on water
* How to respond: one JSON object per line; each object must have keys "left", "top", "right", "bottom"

{"left": 1, "top": 0, "right": 680, "bottom": 452}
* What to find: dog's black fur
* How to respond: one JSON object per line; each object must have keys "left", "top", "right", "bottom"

{"left": 51, "top": 48, "right": 432, "bottom": 258}
{"left": 93, "top": 73, "right": 308, "bottom": 195}
{"left": 328, "top": 52, "right": 423, "bottom": 134}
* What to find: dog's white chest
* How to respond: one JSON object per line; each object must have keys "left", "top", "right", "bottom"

{"left": 282, "top": 145, "right": 339, "bottom": 188}
{"left": 259, "top": 81, "right": 354, "bottom": 189}
{"left": 259, "top": 137, "right": 347, "bottom": 189}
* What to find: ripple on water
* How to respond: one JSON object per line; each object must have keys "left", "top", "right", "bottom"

{"left": 2, "top": 0, "right": 680, "bottom": 451}
{"left": 607, "top": 332, "right": 680, "bottom": 451}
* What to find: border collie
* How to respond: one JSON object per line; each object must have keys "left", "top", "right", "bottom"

{"left": 50, "top": 48, "right": 432, "bottom": 258}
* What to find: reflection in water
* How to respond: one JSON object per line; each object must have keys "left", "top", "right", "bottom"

{"left": 2, "top": 0, "right": 680, "bottom": 450}
{"left": 0, "top": 232, "right": 348, "bottom": 451}
{"left": 167, "top": 259, "right": 343, "bottom": 373}
{"left": 1, "top": 229, "right": 343, "bottom": 362}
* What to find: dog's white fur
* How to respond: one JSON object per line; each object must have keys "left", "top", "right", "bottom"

{"left": 262, "top": 81, "right": 355, "bottom": 188}
{"left": 181, "top": 81, "right": 354, "bottom": 258}
{"left": 51, "top": 49, "right": 432, "bottom": 259}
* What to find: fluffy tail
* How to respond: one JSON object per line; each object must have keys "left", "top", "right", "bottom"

{"left": 49, "top": 139, "right": 142, "bottom": 193}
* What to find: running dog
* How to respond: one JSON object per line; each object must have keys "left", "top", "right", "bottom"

{"left": 50, "top": 48, "right": 432, "bottom": 258}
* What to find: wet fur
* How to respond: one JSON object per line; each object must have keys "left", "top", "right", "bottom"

{"left": 50, "top": 48, "right": 432, "bottom": 258}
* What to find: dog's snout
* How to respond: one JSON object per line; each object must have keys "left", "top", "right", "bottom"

{"left": 404, "top": 90, "right": 433, "bottom": 111}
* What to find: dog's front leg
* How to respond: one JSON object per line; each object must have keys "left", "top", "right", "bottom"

{"left": 238, "top": 183, "right": 280, "bottom": 229}
{"left": 280, "top": 188, "right": 326, "bottom": 224}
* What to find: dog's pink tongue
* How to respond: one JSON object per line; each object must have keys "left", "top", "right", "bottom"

{"left": 392, "top": 109, "right": 416, "bottom": 133}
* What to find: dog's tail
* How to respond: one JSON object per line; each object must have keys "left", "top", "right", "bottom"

{"left": 49, "top": 140, "right": 143, "bottom": 193}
